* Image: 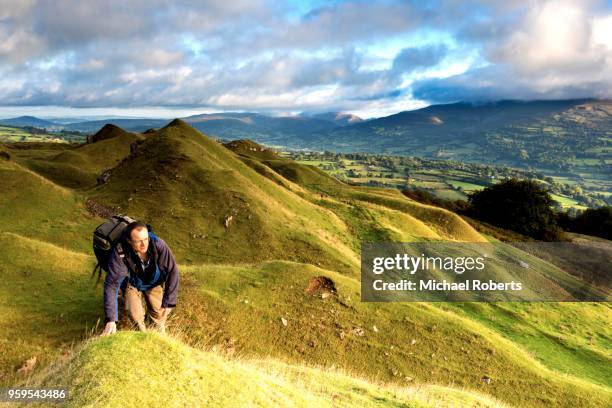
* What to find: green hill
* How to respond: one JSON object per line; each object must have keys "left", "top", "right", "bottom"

{"left": 0, "top": 121, "right": 610, "bottom": 407}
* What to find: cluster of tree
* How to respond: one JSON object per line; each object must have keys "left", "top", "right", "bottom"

{"left": 58, "top": 129, "right": 86, "bottom": 136}
{"left": 545, "top": 178, "right": 612, "bottom": 207}
{"left": 556, "top": 206, "right": 612, "bottom": 240}
{"left": 20, "top": 126, "right": 47, "bottom": 135}
{"left": 406, "top": 178, "right": 612, "bottom": 241}
{"left": 466, "top": 179, "right": 563, "bottom": 240}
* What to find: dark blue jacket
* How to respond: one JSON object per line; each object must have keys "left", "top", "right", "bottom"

{"left": 103, "top": 236, "right": 179, "bottom": 323}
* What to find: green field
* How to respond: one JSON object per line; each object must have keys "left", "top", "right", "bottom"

{"left": 291, "top": 152, "right": 609, "bottom": 210}
{"left": 0, "top": 125, "right": 84, "bottom": 144}
{"left": 0, "top": 126, "right": 67, "bottom": 143}
{"left": 446, "top": 180, "right": 486, "bottom": 192}
{"left": 551, "top": 194, "right": 589, "bottom": 210}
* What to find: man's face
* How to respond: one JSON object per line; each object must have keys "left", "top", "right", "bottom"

{"left": 129, "top": 227, "right": 149, "bottom": 256}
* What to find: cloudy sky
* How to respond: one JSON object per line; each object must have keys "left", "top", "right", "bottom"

{"left": 0, "top": 0, "right": 611, "bottom": 119}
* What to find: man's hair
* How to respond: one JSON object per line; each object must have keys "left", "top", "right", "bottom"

{"left": 125, "top": 221, "right": 148, "bottom": 241}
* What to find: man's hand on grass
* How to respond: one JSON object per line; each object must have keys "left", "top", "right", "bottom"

{"left": 101, "top": 321, "right": 117, "bottom": 336}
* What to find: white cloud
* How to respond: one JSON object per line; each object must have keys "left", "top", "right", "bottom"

{"left": 413, "top": 0, "right": 612, "bottom": 103}
{"left": 492, "top": 0, "right": 609, "bottom": 73}
{"left": 0, "top": 26, "right": 45, "bottom": 63}
{"left": 0, "top": 0, "right": 610, "bottom": 117}
{"left": 0, "top": 0, "right": 35, "bottom": 20}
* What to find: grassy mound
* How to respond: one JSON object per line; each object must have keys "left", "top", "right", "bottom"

{"left": 225, "top": 138, "right": 355, "bottom": 189}
{"left": 225, "top": 138, "right": 484, "bottom": 242}
{"left": 87, "top": 124, "right": 131, "bottom": 143}
{"left": 22, "top": 331, "right": 507, "bottom": 408}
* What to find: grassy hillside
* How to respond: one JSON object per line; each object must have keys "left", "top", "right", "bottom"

{"left": 17, "top": 332, "right": 507, "bottom": 408}
{"left": 0, "top": 122, "right": 610, "bottom": 407}
{"left": 1, "top": 242, "right": 609, "bottom": 407}
{"left": 225, "top": 139, "right": 485, "bottom": 243}
{"left": 0, "top": 232, "right": 98, "bottom": 388}
{"left": 173, "top": 260, "right": 610, "bottom": 406}
{"left": 0, "top": 157, "right": 97, "bottom": 251}
{"left": 87, "top": 120, "right": 359, "bottom": 272}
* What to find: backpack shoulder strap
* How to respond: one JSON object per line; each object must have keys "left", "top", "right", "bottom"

{"left": 117, "top": 242, "right": 136, "bottom": 275}
{"left": 151, "top": 236, "right": 159, "bottom": 260}
{"left": 117, "top": 242, "right": 125, "bottom": 258}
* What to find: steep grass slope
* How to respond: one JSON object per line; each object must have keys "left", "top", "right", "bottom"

{"left": 173, "top": 261, "right": 611, "bottom": 407}
{"left": 2, "top": 244, "right": 609, "bottom": 407}
{"left": 225, "top": 139, "right": 485, "bottom": 242}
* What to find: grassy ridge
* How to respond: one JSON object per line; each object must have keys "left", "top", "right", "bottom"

{"left": 174, "top": 261, "right": 611, "bottom": 407}
{"left": 443, "top": 302, "right": 612, "bottom": 386}
{"left": 226, "top": 139, "right": 485, "bottom": 242}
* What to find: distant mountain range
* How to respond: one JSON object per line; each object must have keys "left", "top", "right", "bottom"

{"left": 308, "top": 112, "right": 364, "bottom": 126}
{"left": 1, "top": 99, "right": 610, "bottom": 179}
{"left": 0, "top": 111, "right": 362, "bottom": 140}
{"left": 0, "top": 115, "right": 57, "bottom": 128}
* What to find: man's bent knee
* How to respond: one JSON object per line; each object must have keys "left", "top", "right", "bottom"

{"left": 125, "top": 285, "right": 146, "bottom": 324}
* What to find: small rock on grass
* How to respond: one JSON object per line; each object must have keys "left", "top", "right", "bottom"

{"left": 351, "top": 327, "right": 365, "bottom": 336}
{"left": 16, "top": 357, "right": 36, "bottom": 375}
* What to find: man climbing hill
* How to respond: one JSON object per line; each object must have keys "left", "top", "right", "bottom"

{"left": 101, "top": 221, "right": 180, "bottom": 335}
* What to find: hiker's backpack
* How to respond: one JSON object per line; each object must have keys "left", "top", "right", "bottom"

{"left": 92, "top": 214, "right": 160, "bottom": 286}
{"left": 91, "top": 214, "right": 136, "bottom": 284}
